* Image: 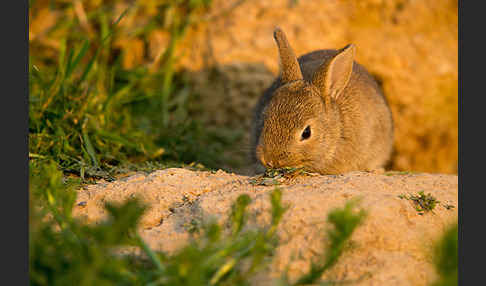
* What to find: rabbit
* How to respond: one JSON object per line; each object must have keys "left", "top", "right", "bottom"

{"left": 250, "top": 27, "right": 394, "bottom": 175}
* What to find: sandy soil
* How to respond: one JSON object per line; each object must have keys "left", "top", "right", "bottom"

{"left": 73, "top": 168, "right": 457, "bottom": 285}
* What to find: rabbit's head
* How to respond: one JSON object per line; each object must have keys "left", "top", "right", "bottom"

{"left": 255, "top": 27, "right": 356, "bottom": 173}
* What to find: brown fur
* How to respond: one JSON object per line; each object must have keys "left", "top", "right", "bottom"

{"left": 250, "top": 27, "right": 394, "bottom": 175}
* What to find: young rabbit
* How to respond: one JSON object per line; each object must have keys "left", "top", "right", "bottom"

{"left": 250, "top": 27, "right": 394, "bottom": 175}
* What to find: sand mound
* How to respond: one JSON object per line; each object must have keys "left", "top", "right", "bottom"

{"left": 73, "top": 168, "right": 457, "bottom": 285}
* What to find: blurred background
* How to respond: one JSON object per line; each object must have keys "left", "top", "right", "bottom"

{"left": 29, "top": 0, "right": 458, "bottom": 178}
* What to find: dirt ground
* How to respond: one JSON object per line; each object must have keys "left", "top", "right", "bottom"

{"left": 73, "top": 168, "right": 458, "bottom": 285}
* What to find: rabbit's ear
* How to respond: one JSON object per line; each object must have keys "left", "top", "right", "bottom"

{"left": 273, "top": 27, "right": 303, "bottom": 84}
{"left": 312, "top": 44, "right": 355, "bottom": 100}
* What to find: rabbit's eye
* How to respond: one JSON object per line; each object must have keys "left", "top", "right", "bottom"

{"left": 301, "top": 126, "right": 311, "bottom": 140}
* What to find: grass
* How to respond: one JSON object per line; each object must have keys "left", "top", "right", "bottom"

{"left": 249, "top": 167, "right": 315, "bottom": 186}
{"left": 29, "top": 0, "right": 238, "bottom": 182}
{"left": 398, "top": 191, "right": 455, "bottom": 215}
{"left": 398, "top": 191, "right": 439, "bottom": 214}
{"left": 430, "top": 224, "right": 458, "bottom": 286}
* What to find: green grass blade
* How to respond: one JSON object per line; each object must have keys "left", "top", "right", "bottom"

{"left": 292, "top": 200, "right": 366, "bottom": 285}
{"left": 78, "top": 48, "right": 98, "bottom": 83}
{"left": 65, "top": 39, "right": 91, "bottom": 79}
{"left": 82, "top": 124, "right": 99, "bottom": 168}
{"left": 137, "top": 233, "right": 165, "bottom": 273}
{"left": 78, "top": 7, "right": 130, "bottom": 83}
